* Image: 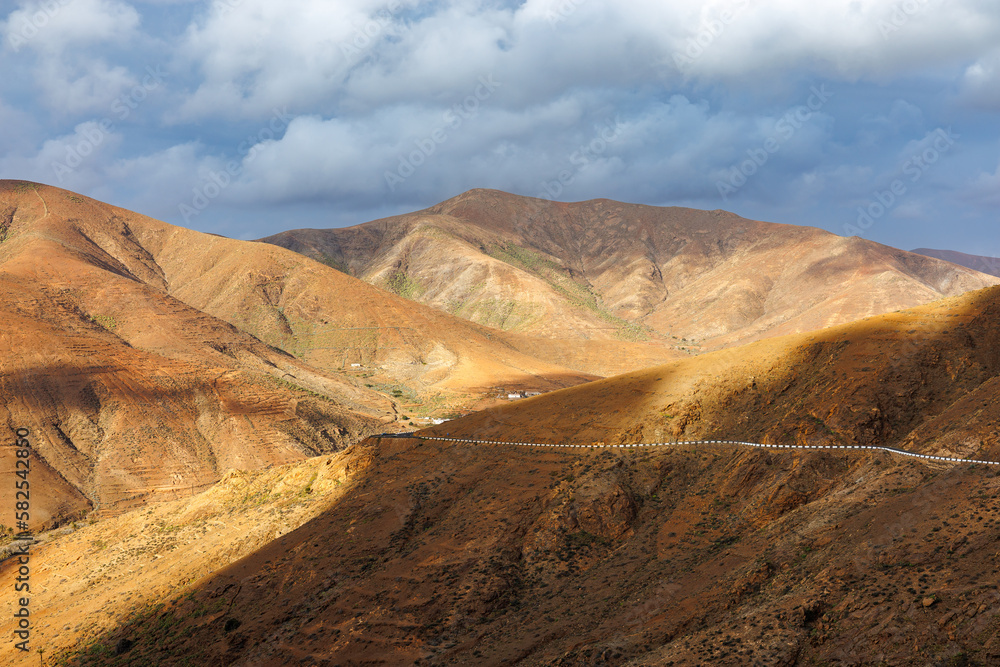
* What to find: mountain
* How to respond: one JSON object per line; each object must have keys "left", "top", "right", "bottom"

{"left": 262, "top": 189, "right": 1000, "bottom": 351}
{"left": 120, "top": 198, "right": 603, "bottom": 397}
{"left": 0, "top": 180, "right": 400, "bottom": 521}
{"left": 40, "top": 284, "right": 1000, "bottom": 665}
{"left": 0, "top": 181, "right": 607, "bottom": 521}
{"left": 912, "top": 247, "right": 1000, "bottom": 278}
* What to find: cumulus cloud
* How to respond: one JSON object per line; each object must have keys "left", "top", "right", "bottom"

{"left": 170, "top": 0, "right": 409, "bottom": 120}
{"left": 159, "top": 0, "right": 1000, "bottom": 121}
{"left": 0, "top": 120, "right": 124, "bottom": 191}
{"left": 2, "top": 0, "right": 140, "bottom": 54}
{"left": 3, "top": 0, "right": 144, "bottom": 114}
{"left": 34, "top": 56, "right": 139, "bottom": 114}
{"left": 1, "top": 0, "right": 998, "bottom": 253}
{"left": 961, "top": 49, "right": 1000, "bottom": 111}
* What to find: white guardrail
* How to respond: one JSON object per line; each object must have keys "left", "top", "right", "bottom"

{"left": 381, "top": 436, "right": 999, "bottom": 466}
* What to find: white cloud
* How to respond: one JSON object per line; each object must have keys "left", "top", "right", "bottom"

{"left": 3, "top": 0, "right": 140, "bottom": 55}
{"left": 35, "top": 56, "right": 138, "bottom": 114}
{"left": 2, "top": 0, "right": 998, "bottom": 255}
{"left": 161, "top": 0, "right": 1000, "bottom": 121}
{"left": 963, "top": 157, "right": 1000, "bottom": 206}
{"left": 0, "top": 120, "right": 124, "bottom": 190}
{"left": 171, "top": 0, "right": 415, "bottom": 120}
{"left": 961, "top": 48, "right": 1000, "bottom": 110}
{"left": 3, "top": 0, "right": 143, "bottom": 114}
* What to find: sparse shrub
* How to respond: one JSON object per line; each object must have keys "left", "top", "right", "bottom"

{"left": 384, "top": 270, "right": 424, "bottom": 299}
{"left": 90, "top": 314, "right": 118, "bottom": 331}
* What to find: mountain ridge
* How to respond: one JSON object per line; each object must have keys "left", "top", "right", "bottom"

{"left": 262, "top": 189, "right": 1000, "bottom": 351}
{"left": 912, "top": 246, "right": 1000, "bottom": 277}
{"left": 34, "top": 283, "right": 1000, "bottom": 665}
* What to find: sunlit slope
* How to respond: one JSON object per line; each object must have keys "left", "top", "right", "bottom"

{"left": 0, "top": 181, "right": 396, "bottom": 514}
{"left": 48, "top": 286, "right": 1000, "bottom": 666}
{"left": 0, "top": 450, "right": 363, "bottom": 666}
{"left": 425, "top": 285, "right": 1000, "bottom": 462}
{"left": 264, "top": 189, "right": 999, "bottom": 353}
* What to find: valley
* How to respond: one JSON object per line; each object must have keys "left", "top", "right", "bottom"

{"left": 0, "top": 182, "right": 998, "bottom": 666}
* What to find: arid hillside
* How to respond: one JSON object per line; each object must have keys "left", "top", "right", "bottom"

{"left": 2, "top": 181, "right": 667, "bottom": 520}
{"left": 912, "top": 247, "right": 1000, "bottom": 278}
{"left": 43, "top": 285, "right": 1000, "bottom": 666}
{"left": 262, "top": 189, "right": 999, "bottom": 351}
{"left": 0, "top": 450, "right": 363, "bottom": 666}
{"left": 120, "top": 200, "right": 604, "bottom": 397}
{"left": 0, "top": 181, "right": 407, "bottom": 519}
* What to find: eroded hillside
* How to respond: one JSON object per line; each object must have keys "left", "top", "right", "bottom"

{"left": 41, "top": 286, "right": 1000, "bottom": 666}
{"left": 263, "top": 189, "right": 999, "bottom": 353}
{"left": 0, "top": 181, "right": 397, "bottom": 518}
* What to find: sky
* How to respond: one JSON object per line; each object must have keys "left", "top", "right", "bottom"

{"left": 0, "top": 0, "right": 998, "bottom": 255}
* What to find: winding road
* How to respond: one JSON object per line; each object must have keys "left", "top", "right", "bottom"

{"left": 378, "top": 434, "right": 999, "bottom": 467}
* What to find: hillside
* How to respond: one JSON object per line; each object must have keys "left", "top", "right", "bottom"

{"left": 119, "top": 200, "right": 602, "bottom": 398}
{"left": 262, "top": 189, "right": 1000, "bottom": 351}
{"left": 39, "top": 285, "right": 1000, "bottom": 666}
{"left": 912, "top": 247, "right": 1000, "bottom": 277}
{"left": 0, "top": 180, "right": 608, "bottom": 520}
{"left": 0, "top": 181, "right": 405, "bottom": 519}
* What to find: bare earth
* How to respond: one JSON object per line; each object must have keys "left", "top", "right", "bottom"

{"left": 2, "top": 181, "right": 999, "bottom": 666}
{"left": 10, "top": 284, "right": 999, "bottom": 666}
{"left": 263, "top": 189, "right": 999, "bottom": 353}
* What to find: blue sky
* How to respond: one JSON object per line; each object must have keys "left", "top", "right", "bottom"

{"left": 1, "top": 0, "right": 998, "bottom": 256}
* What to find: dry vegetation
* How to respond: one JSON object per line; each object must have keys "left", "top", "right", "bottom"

{"left": 1, "top": 181, "right": 999, "bottom": 665}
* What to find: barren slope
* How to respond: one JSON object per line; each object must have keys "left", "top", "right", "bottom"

{"left": 0, "top": 450, "right": 363, "bottom": 666}
{"left": 264, "top": 189, "right": 999, "bottom": 351}
{"left": 0, "top": 181, "right": 609, "bottom": 519}
{"left": 912, "top": 247, "right": 1000, "bottom": 277}
{"left": 0, "top": 181, "right": 399, "bottom": 517}
{"left": 48, "top": 285, "right": 1000, "bottom": 666}
{"left": 125, "top": 213, "right": 599, "bottom": 396}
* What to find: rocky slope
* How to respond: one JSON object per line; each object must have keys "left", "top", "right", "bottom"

{"left": 912, "top": 247, "right": 1000, "bottom": 278}
{"left": 0, "top": 451, "right": 362, "bottom": 665}
{"left": 0, "top": 181, "right": 611, "bottom": 521}
{"left": 262, "top": 189, "right": 1000, "bottom": 351}
{"left": 0, "top": 181, "right": 404, "bottom": 518}
{"left": 43, "top": 285, "right": 1000, "bottom": 665}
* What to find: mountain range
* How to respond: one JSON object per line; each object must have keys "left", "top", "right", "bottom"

{"left": 912, "top": 247, "right": 1000, "bottom": 278}
{"left": 263, "top": 189, "right": 998, "bottom": 352}
{"left": 21, "top": 284, "right": 1000, "bottom": 665}
{"left": 1, "top": 180, "right": 999, "bottom": 665}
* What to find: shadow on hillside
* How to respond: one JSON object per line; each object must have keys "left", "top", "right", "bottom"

{"left": 49, "top": 288, "right": 1000, "bottom": 665}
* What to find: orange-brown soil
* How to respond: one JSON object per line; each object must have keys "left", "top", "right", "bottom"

{"left": 264, "top": 189, "right": 999, "bottom": 355}
{"left": 0, "top": 181, "right": 402, "bottom": 521}
{"left": 24, "top": 285, "right": 1000, "bottom": 666}
{"left": 0, "top": 181, "right": 612, "bottom": 521}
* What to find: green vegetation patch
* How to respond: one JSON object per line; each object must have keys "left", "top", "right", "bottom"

{"left": 90, "top": 314, "right": 118, "bottom": 331}
{"left": 383, "top": 270, "right": 425, "bottom": 299}
{"left": 484, "top": 241, "right": 651, "bottom": 341}
{"left": 316, "top": 253, "right": 350, "bottom": 274}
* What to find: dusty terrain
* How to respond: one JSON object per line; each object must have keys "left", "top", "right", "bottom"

{"left": 2, "top": 179, "right": 998, "bottom": 666}
{"left": 912, "top": 247, "right": 1000, "bottom": 278}
{"left": 0, "top": 451, "right": 361, "bottom": 665}
{"left": 26, "top": 284, "right": 1000, "bottom": 666}
{"left": 0, "top": 180, "right": 402, "bottom": 519}
{"left": 1, "top": 181, "right": 654, "bottom": 521}
{"left": 262, "top": 189, "right": 999, "bottom": 352}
